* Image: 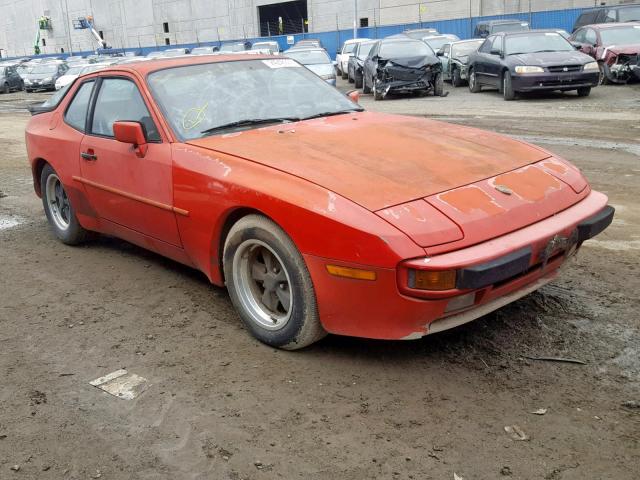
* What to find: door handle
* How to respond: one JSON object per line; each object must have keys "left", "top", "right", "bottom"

{"left": 81, "top": 151, "right": 97, "bottom": 161}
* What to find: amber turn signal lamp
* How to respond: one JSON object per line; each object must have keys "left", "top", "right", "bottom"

{"left": 410, "top": 269, "right": 456, "bottom": 290}
{"left": 326, "top": 265, "right": 377, "bottom": 281}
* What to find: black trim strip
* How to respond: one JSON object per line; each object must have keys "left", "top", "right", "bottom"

{"left": 577, "top": 205, "right": 615, "bottom": 242}
{"left": 456, "top": 247, "right": 532, "bottom": 290}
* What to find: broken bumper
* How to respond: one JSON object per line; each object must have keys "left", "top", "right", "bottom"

{"left": 304, "top": 191, "right": 611, "bottom": 340}
{"left": 511, "top": 71, "right": 599, "bottom": 91}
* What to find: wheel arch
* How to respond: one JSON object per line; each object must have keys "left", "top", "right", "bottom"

{"left": 32, "top": 157, "right": 50, "bottom": 197}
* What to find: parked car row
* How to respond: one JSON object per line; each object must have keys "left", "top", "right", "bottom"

{"left": 338, "top": 15, "right": 639, "bottom": 101}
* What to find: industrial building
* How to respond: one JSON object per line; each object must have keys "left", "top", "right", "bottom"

{"left": 0, "top": 0, "right": 630, "bottom": 58}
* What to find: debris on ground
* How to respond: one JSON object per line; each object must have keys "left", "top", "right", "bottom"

{"left": 524, "top": 356, "right": 586, "bottom": 365}
{"left": 501, "top": 466, "right": 513, "bottom": 476}
{"left": 531, "top": 408, "right": 548, "bottom": 415}
{"left": 504, "top": 425, "right": 529, "bottom": 441}
{"left": 621, "top": 400, "right": 640, "bottom": 409}
{"left": 10, "top": 465, "right": 20, "bottom": 471}
{"left": 89, "top": 369, "right": 149, "bottom": 400}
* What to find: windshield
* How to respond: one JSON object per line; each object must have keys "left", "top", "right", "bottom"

{"left": 65, "top": 65, "right": 86, "bottom": 76}
{"left": 600, "top": 25, "right": 640, "bottom": 46}
{"left": 343, "top": 43, "right": 357, "bottom": 54}
{"left": 619, "top": 6, "right": 640, "bottom": 22}
{"left": 452, "top": 40, "right": 484, "bottom": 56}
{"left": 492, "top": 22, "right": 529, "bottom": 33}
{"left": 424, "top": 37, "right": 453, "bottom": 51}
{"left": 220, "top": 43, "right": 245, "bottom": 52}
{"left": 30, "top": 64, "right": 58, "bottom": 74}
{"left": 286, "top": 50, "right": 330, "bottom": 65}
{"left": 505, "top": 32, "right": 573, "bottom": 55}
{"left": 148, "top": 59, "right": 359, "bottom": 140}
{"left": 380, "top": 41, "right": 432, "bottom": 58}
{"left": 357, "top": 42, "right": 375, "bottom": 59}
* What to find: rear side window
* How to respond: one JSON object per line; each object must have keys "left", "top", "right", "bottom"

{"left": 584, "top": 28, "right": 597, "bottom": 45}
{"left": 91, "top": 78, "right": 161, "bottom": 141}
{"left": 64, "top": 81, "right": 95, "bottom": 132}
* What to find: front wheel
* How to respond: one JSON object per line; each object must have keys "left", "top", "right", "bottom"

{"left": 362, "top": 73, "right": 371, "bottom": 94}
{"left": 468, "top": 68, "right": 481, "bottom": 93}
{"left": 577, "top": 86, "right": 591, "bottom": 97}
{"left": 40, "top": 164, "right": 91, "bottom": 245}
{"left": 354, "top": 71, "right": 363, "bottom": 89}
{"left": 223, "top": 215, "right": 326, "bottom": 350}
{"left": 503, "top": 71, "right": 516, "bottom": 101}
{"left": 2, "top": 83, "right": 9, "bottom": 94}
{"left": 433, "top": 72, "right": 444, "bottom": 96}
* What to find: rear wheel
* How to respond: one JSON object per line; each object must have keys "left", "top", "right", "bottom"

{"left": 503, "top": 71, "right": 516, "bottom": 101}
{"left": 452, "top": 67, "right": 462, "bottom": 87}
{"left": 223, "top": 215, "right": 326, "bottom": 350}
{"left": 577, "top": 86, "right": 591, "bottom": 97}
{"left": 2, "top": 83, "right": 9, "bottom": 94}
{"left": 468, "top": 68, "right": 481, "bottom": 93}
{"left": 40, "top": 164, "right": 91, "bottom": 245}
{"left": 341, "top": 69, "right": 348, "bottom": 80}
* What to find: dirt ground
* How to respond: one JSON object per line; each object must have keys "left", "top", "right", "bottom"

{"left": 0, "top": 81, "right": 639, "bottom": 480}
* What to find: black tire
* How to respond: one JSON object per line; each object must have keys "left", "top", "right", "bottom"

{"left": 577, "top": 86, "right": 591, "bottom": 97}
{"left": 373, "top": 76, "right": 383, "bottom": 100}
{"left": 468, "top": 68, "right": 481, "bottom": 93}
{"left": 599, "top": 63, "right": 611, "bottom": 85}
{"left": 347, "top": 68, "right": 354, "bottom": 83}
{"left": 362, "top": 73, "right": 371, "bottom": 94}
{"left": 40, "top": 164, "right": 91, "bottom": 245}
{"left": 2, "top": 83, "right": 9, "bottom": 94}
{"left": 354, "top": 71, "right": 363, "bottom": 89}
{"left": 223, "top": 214, "right": 326, "bottom": 350}
{"left": 433, "top": 72, "right": 444, "bottom": 96}
{"left": 341, "top": 69, "right": 348, "bottom": 80}
{"left": 452, "top": 67, "right": 462, "bottom": 87}
{"left": 503, "top": 71, "right": 516, "bottom": 101}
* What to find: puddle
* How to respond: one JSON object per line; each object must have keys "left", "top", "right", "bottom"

{"left": 514, "top": 135, "right": 640, "bottom": 157}
{"left": 0, "top": 215, "right": 23, "bottom": 231}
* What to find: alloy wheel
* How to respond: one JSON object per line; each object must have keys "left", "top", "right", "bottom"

{"left": 45, "top": 174, "right": 71, "bottom": 231}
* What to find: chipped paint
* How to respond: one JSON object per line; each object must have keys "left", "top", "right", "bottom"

{"left": 494, "top": 166, "right": 561, "bottom": 202}
{"left": 438, "top": 185, "right": 506, "bottom": 215}
{"left": 327, "top": 192, "right": 337, "bottom": 213}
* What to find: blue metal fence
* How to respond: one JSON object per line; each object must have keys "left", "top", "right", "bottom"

{"left": 4, "top": 6, "right": 584, "bottom": 61}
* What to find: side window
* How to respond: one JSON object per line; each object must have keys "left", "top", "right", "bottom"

{"left": 574, "top": 29, "right": 585, "bottom": 43}
{"left": 491, "top": 36, "right": 503, "bottom": 53}
{"left": 605, "top": 9, "right": 616, "bottom": 22}
{"left": 369, "top": 43, "right": 378, "bottom": 58}
{"left": 479, "top": 37, "right": 493, "bottom": 53}
{"left": 443, "top": 44, "right": 450, "bottom": 56}
{"left": 64, "top": 81, "right": 95, "bottom": 132}
{"left": 91, "top": 78, "right": 161, "bottom": 141}
{"left": 584, "top": 28, "right": 597, "bottom": 45}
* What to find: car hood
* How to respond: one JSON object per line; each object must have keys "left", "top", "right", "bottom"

{"left": 603, "top": 44, "right": 640, "bottom": 55}
{"left": 380, "top": 55, "right": 439, "bottom": 68}
{"left": 25, "top": 72, "right": 57, "bottom": 80}
{"left": 508, "top": 51, "right": 592, "bottom": 66}
{"left": 187, "top": 112, "right": 559, "bottom": 212}
{"left": 306, "top": 64, "right": 334, "bottom": 76}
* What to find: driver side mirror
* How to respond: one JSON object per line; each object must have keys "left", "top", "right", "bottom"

{"left": 570, "top": 41, "right": 583, "bottom": 50}
{"left": 490, "top": 48, "right": 501, "bottom": 56}
{"left": 436, "top": 50, "right": 444, "bottom": 56}
{"left": 113, "top": 121, "right": 148, "bottom": 158}
{"left": 347, "top": 90, "right": 360, "bottom": 104}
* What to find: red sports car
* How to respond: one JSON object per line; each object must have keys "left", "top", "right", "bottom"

{"left": 26, "top": 55, "right": 613, "bottom": 349}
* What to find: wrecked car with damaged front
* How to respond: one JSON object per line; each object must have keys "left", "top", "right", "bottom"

{"left": 570, "top": 23, "right": 640, "bottom": 84}
{"left": 362, "top": 38, "right": 444, "bottom": 100}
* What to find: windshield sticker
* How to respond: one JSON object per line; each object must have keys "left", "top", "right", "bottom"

{"left": 182, "top": 102, "right": 209, "bottom": 131}
{"left": 261, "top": 59, "right": 301, "bottom": 69}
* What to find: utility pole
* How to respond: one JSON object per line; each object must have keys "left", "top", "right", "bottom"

{"left": 353, "top": 0, "right": 358, "bottom": 38}
{"left": 62, "top": 0, "right": 73, "bottom": 55}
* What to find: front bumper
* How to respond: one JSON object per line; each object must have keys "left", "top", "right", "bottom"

{"left": 305, "top": 191, "right": 611, "bottom": 340}
{"left": 25, "top": 81, "right": 55, "bottom": 90}
{"left": 512, "top": 71, "right": 599, "bottom": 91}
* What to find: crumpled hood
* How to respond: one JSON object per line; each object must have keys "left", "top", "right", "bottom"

{"left": 187, "top": 111, "right": 553, "bottom": 212}
{"left": 509, "top": 51, "right": 593, "bottom": 66}
{"left": 380, "top": 55, "right": 439, "bottom": 68}
{"left": 603, "top": 44, "right": 640, "bottom": 55}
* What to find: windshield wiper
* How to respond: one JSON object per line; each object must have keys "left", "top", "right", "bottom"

{"left": 200, "top": 117, "right": 300, "bottom": 136}
{"left": 301, "top": 109, "right": 363, "bottom": 121}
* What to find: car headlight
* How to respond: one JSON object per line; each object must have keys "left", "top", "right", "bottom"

{"left": 24, "top": 79, "right": 32, "bottom": 84}
{"left": 583, "top": 61, "right": 599, "bottom": 71}
{"left": 514, "top": 66, "right": 544, "bottom": 74}
{"left": 42, "top": 77, "right": 52, "bottom": 82}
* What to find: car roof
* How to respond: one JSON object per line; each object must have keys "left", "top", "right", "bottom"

{"left": 492, "top": 28, "right": 560, "bottom": 36}
{"left": 586, "top": 21, "right": 640, "bottom": 30}
{"left": 479, "top": 19, "right": 528, "bottom": 25}
{"left": 380, "top": 37, "right": 423, "bottom": 44}
{"left": 85, "top": 54, "right": 275, "bottom": 77}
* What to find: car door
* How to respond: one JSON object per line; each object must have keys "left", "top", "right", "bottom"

{"left": 363, "top": 42, "right": 379, "bottom": 87}
{"left": 484, "top": 35, "right": 504, "bottom": 86}
{"left": 78, "top": 75, "right": 182, "bottom": 247}
{"left": 473, "top": 36, "right": 494, "bottom": 83}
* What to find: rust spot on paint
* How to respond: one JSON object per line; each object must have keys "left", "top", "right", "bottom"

{"left": 439, "top": 186, "right": 505, "bottom": 215}
{"left": 495, "top": 167, "right": 561, "bottom": 202}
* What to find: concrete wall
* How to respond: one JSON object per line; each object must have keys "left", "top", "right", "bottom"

{"left": 0, "top": 0, "right": 630, "bottom": 57}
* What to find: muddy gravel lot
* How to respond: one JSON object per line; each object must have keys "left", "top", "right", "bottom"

{"left": 0, "top": 81, "right": 639, "bottom": 480}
